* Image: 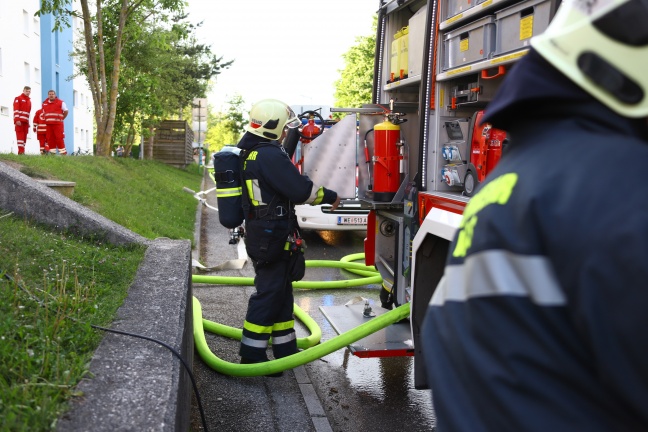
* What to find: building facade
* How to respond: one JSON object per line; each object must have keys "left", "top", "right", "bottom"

{"left": 0, "top": 0, "right": 94, "bottom": 155}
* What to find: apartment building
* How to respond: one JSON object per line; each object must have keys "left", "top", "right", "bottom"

{"left": 0, "top": 0, "right": 94, "bottom": 155}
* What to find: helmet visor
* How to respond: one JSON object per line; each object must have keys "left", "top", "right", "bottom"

{"left": 285, "top": 106, "right": 301, "bottom": 129}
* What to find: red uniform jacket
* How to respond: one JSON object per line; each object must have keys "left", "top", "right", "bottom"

{"left": 33, "top": 109, "right": 47, "bottom": 135}
{"left": 42, "top": 98, "right": 65, "bottom": 124}
{"left": 13, "top": 93, "right": 31, "bottom": 125}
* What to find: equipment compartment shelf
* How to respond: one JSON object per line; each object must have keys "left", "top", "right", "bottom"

{"left": 383, "top": 74, "right": 422, "bottom": 92}
{"left": 436, "top": 48, "right": 528, "bottom": 81}
{"left": 440, "top": 0, "right": 517, "bottom": 30}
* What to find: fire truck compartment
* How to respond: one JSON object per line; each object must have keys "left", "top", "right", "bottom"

{"left": 495, "top": 0, "right": 553, "bottom": 56}
{"left": 443, "top": 15, "right": 496, "bottom": 70}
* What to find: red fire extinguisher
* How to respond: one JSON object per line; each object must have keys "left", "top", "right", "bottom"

{"left": 300, "top": 117, "right": 321, "bottom": 144}
{"left": 372, "top": 119, "right": 402, "bottom": 202}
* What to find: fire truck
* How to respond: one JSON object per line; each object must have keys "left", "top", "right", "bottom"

{"left": 312, "top": 0, "right": 559, "bottom": 389}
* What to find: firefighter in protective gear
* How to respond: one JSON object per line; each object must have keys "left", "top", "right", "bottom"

{"left": 238, "top": 99, "right": 340, "bottom": 370}
{"left": 421, "top": 0, "right": 648, "bottom": 430}
{"left": 32, "top": 109, "right": 49, "bottom": 155}
{"left": 42, "top": 90, "right": 69, "bottom": 155}
{"left": 13, "top": 86, "right": 32, "bottom": 155}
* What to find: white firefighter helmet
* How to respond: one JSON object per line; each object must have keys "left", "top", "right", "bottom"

{"left": 245, "top": 99, "right": 301, "bottom": 140}
{"left": 531, "top": 0, "right": 648, "bottom": 118}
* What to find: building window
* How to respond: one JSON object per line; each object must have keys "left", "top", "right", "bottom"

{"left": 24, "top": 62, "right": 30, "bottom": 84}
{"left": 33, "top": 17, "right": 40, "bottom": 36}
{"left": 0, "top": 47, "right": 3, "bottom": 76}
{"left": 74, "top": 90, "right": 78, "bottom": 107}
{"left": 0, "top": 106, "right": 9, "bottom": 116}
{"left": 23, "top": 10, "right": 29, "bottom": 35}
{"left": 34, "top": 67, "right": 40, "bottom": 84}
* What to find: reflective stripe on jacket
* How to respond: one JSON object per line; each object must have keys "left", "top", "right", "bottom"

{"left": 13, "top": 94, "right": 31, "bottom": 124}
{"left": 42, "top": 98, "right": 65, "bottom": 124}
{"left": 33, "top": 109, "right": 47, "bottom": 134}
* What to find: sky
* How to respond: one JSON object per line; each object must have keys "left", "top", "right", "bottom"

{"left": 186, "top": 0, "right": 379, "bottom": 112}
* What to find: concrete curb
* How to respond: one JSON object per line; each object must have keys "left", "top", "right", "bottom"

{"left": 0, "top": 160, "right": 193, "bottom": 431}
{"left": 57, "top": 238, "right": 193, "bottom": 432}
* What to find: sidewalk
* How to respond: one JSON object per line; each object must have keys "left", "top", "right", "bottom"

{"left": 190, "top": 170, "right": 333, "bottom": 432}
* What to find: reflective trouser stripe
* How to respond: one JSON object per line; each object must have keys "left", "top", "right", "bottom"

{"left": 272, "top": 320, "right": 294, "bottom": 332}
{"left": 241, "top": 336, "right": 269, "bottom": 349}
{"left": 243, "top": 320, "right": 272, "bottom": 334}
{"left": 272, "top": 333, "right": 296, "bottom": 345}
{"left": 431, "top": 250, "right": 566, "bottom": 307}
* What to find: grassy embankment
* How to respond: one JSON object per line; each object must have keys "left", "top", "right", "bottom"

{"left": 0, "top": 155, "right": 203, "bottom": 431}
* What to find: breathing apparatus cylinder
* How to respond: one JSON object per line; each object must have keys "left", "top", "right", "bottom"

{"left": 372, "top": 120, "right": 402, "bottom": 202}
{"left": 212, "top": 147, "right": 245, "bottom": 228}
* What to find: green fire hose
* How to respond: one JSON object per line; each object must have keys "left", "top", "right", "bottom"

{"left": 192, "top": 253, "right": 411, "bottom": 377}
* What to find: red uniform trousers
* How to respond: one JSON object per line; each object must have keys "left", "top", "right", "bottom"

{"left": 46, "top": 123, "right": 67, "bottom": 155}
{"left": 37, "top": 133, "right": 48, "bottom": 154}
{"left": 15, "top": 123, "right": 29, "bottom": 154}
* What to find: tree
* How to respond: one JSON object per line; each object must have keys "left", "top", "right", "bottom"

{"left": 38, "top": 0, "right": 230, "bottom": 156}
{"left": 111, "top": 15, "right": 231, "bottom": 157}
{"left": 334, "top": 17, "right": 377, "bottom": 109}
{"left": 204, "top": 95, "right": 247, "bottom": 153}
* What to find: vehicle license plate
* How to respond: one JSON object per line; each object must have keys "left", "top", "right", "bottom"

{"left": 337, "top": 216, "right": 367, "bottom": 225}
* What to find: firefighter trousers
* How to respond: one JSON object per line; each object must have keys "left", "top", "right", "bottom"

{"left": 239, "top": 253, "right": 298, "bottom": 362}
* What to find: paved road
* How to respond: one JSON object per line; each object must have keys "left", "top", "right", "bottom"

{"left": 190, "top": 176, "right": 436, "bottom": 431}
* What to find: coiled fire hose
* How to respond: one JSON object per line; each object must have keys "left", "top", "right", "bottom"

{"left": 192, "top": 253, "right": 411, "bottom": 377}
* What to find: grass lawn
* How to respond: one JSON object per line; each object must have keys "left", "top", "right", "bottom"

{"left": 0, "top": 155, "right": 204, "bottom": 431}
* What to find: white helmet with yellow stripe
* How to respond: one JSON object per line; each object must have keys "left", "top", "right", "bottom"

{"left": 531, "top": 0, "right": 648, "bottom": 117}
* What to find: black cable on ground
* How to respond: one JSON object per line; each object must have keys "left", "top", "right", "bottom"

{"left": 91, "top": 325, "right": 209, "bottom": 432}
{"left": 1, "top": 270, "right": 208, "bottom": 432}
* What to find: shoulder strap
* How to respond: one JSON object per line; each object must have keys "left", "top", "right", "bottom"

{"left": 239, "top": 143, "right": 292, "bottom": 220}
{"left": 239, "top": 143, "right": 266, "bottom": 216}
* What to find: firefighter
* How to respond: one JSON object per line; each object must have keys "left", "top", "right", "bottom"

{"left": 32, "top": 108, "right": 49, "bottom": 155}
{"left": 13, "top": 86, "right": 32, "bottom": 155}
{"left": 42, "top": 90, "right": 69, "bottom": 155}
{"left": 237, "top": 99, "right": 340, "bottom": 371}
{"left": 421, "top": 0, "right": 648, "bottom": 430}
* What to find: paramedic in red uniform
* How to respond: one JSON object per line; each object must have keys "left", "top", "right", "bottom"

{"left": 32, "top": 108, "right": 48, "bottom": 155}
{"left": 13, "top": 86, "right": 32, "bottom": 155}
{"left": 42, "top": 90, "right": 68, "bottom": 155}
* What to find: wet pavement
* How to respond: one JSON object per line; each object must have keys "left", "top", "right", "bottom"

{"left": 190, "top": 173, "right": 436, "bottom": 431}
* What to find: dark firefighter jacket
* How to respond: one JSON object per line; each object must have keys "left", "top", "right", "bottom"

{"left": 237, "top": 132, "right": 337, "bottom": 216}
{"left": 237, "top": 132, "right": 337, "bottom": 263}
{"left": 421, "top": 49, "right": 648, "bottom": 432}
